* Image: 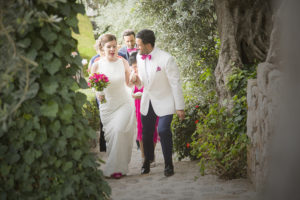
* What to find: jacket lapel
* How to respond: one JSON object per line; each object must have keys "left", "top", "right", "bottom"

{"left": 139, "top": 58, "right": 147, "bottom": 86}
{"left": 147, "top": 48, "right": 159, "bottom": 88}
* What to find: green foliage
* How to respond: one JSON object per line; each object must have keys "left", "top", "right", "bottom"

{"left": 172, "top": 63, "right": 218, "bottom": 161}
{"left": 191, "top": 103, "right": 249, "bottom": 179}
{"left": 135, "top": 0, "right": 218, "bottom": 78}
{"left": 172, "top": 103, "right": 199, "bottom": 161}
{"left": 190, "top": 67, "right": 257, "bottom": 179}
{"left": 78, "top": 89, "right": 100, "bottom": 131}
{"left": 0, "top": 1, "right": 110, "bottom": 199}
{"left": 89, "top": 0, "right": 150, "bottom": 42}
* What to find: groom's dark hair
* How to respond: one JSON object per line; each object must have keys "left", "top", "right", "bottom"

{"left": 136, "top": 29, "right": 155, "bottom": 47}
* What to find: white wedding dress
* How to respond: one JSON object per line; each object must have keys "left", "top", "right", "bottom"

{"left": 96, "top": 58, "right": 136, "bottom": 177}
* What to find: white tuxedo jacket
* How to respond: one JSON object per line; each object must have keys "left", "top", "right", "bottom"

{"left": 137, "top": 47, "right": 185, "bottom": 116}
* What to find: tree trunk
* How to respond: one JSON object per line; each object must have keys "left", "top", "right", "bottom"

{"left": 213, "top": 0, "right": 273, "bottom": 103}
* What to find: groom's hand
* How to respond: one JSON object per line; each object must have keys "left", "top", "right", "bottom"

{"left": 176, "top": 110, "right": 185, "bottom": 121}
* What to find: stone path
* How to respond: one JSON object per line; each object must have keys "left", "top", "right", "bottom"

{"left": 96, "top": 139, "right": 257, "bottom": 200}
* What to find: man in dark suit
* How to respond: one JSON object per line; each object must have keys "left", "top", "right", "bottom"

{"left": 118, "top": 29, "right": 137, "bottom": 61}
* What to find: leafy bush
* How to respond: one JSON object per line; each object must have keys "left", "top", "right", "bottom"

{"left": 172, "top": 102, "right": 200, "bottom": 161}
{"left": 0, "top": 1, "right": 110, "bottom": 199}
{"left": 191, "top": 103, "right": 249, "bottom": 179}
{"left": 172, "top": 61, "right": 217, "bottom": 160}
{"left": 78, "top": 89, "right": 100, "bottom": 131}
{"left": 191, "top": 67, "right": 256, "bottom": 179}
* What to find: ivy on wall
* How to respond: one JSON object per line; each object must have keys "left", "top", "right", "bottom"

{"left": 0, "top": 1, "right": 110, "bottom": 199}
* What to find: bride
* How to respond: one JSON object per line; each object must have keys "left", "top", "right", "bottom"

{"left": 91, "top": 33, "right": 136, "bottom": 178}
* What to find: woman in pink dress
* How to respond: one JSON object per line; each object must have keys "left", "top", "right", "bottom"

{"left": 129, "top": 52, "right": 159, "bottom": 163}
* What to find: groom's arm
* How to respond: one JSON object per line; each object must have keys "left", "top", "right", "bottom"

{"left": 165, "top": 56, "right": 185, "bottom": 113}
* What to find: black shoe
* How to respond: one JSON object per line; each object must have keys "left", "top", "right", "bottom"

{"left": 164, "top": 165, "right": 174, "bottom": 177}
{"left": 141, "top": 161, "right": 150, "bottom": 174}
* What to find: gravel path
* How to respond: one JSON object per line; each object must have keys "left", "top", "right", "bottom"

{"left": 95, "top": 138, "right": 257, "bottom": 200}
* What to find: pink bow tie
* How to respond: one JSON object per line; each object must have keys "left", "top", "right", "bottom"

{"left": 141, "top": 54, "right": 152, "bottom": 60}
{"left": 127, "top": 48, "right": 137, "bottom": 53}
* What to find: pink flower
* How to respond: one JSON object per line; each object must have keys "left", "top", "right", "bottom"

{"left": 71, "top": 51, "right": 78, "bottom": 57}
{"left": 88, "top": 73, "right": 110, "bottom": 93}
{"left": 195, "top": 105, "right": 199, "bottom": 108}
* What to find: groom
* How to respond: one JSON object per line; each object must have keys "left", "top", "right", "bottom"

{"left": 131, "top": 29, "right": 185, "bottom": 177}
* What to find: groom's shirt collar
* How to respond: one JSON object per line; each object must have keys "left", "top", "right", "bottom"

{"left": 148, "top": 47, "right": 157, "bottom": 58}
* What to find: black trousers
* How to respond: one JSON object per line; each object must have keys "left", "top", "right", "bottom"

{"left": 141, "top": 102, "right": 173, "bottom": 166}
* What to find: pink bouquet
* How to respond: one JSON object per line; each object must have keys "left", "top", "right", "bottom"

{"left": 88, "top": 73, "right": 110, "bottom": 103}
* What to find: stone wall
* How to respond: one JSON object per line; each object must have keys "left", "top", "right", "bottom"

{"left": 246, "top": 63, "right": 281, "bottom": 190}
{"left": 246, "top": 13, "right": 281, "bottom": 190}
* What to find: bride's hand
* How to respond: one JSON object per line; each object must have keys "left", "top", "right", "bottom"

{"left": 96, "top": 93, "right": 105, "bottom": 101}
{"left": 98, "top": 95, "right": 105, "bottom": 102}
{"left": 129, "top": 70, "right": 137, "bottom": 83}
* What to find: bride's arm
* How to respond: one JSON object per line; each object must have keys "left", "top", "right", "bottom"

{"left": 90, "top": 61, "right": 99, "bottom": 75}
{"left": 121, "top": 57, "right": 133, "bottom": 87}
